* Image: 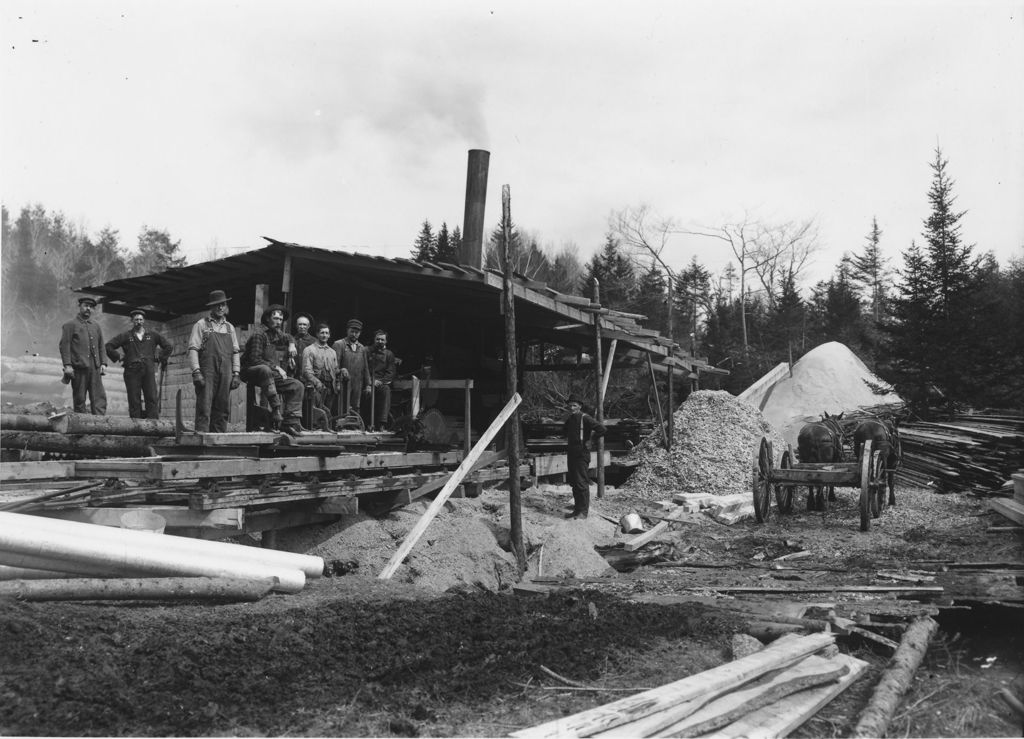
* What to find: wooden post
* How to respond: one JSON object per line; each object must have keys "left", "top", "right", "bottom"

{"left": 463, "top": 379, "right": 472, "bottom": 457}
{"left": 281, "top": 255, "right": 294, "bottom": 317}
{"left": 411, "top": 376, "right": 421, "bottom": 417}
{"left": 601, "top": 339, "right": 618, "bottom": 400}
{"left": 666, "top": 272, "right": 674, "bottom": 449}
{"left": 254, "top": 284, "right": 270, "bottom": 327}
{"left": 646, "top": 352, "right": 668, "bottom": 448}
{"left": 593, "top": 279, "right": 605, "bottom": 500}
{"left": 378, "top": 393, "right": 522, "bottom": 580}
{"left": 501, "top": 185, "right": 527, "bottom": 572}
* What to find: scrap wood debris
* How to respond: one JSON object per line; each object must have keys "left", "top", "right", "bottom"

{"left": 625, "top": 390, "right": 786, "bottom": 500}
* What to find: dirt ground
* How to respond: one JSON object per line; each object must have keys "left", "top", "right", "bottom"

{"left": 2, "top": 478, "right": 1022, "bottom": 738}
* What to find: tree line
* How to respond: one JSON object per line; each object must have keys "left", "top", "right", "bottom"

{"left": 417, "top": 148, "right": 1024, "bottom": 415}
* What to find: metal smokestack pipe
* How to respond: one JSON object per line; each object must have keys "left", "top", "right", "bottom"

{"left": 461, "top": 149, "right": 490, "bottom": 268}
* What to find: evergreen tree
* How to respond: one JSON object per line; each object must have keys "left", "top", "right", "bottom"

{"left": 633, "top": 260, "right": 667, "bottom": 335}
{"left": 848, "top": 217, "right": 888, "bottom": 323}
{"left": 769, "top": 268, "right": 806, "bottom": 359}
{"left": 411, "top": 220, "right": 435, "bottom": 261}
{"left": 435, "top": 222, "right": 459, "bottom": 263}
{"left": 674, "top": 257, "right": 712, "bottom": 352}
{"left": 547, "top": 243, "right": 585, "bottom": 296}
{"left": 450, "top": 226, "right": 463, "bottom": 260}
{"left": 807, "top": 257, "right": 867, "bottom": 354}
{"left": 885, "top": 241, "right": 936, "bottom": 411}
{"left": 128, "top": 227, "right": 186, "bottom": 276}
{"left": 582, "top": 233, "right": 635, "bottom": 310}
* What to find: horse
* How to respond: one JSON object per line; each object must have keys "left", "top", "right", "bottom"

{"left": 797, "top": 411, "right": 845, "bottom": 511}
{"left": 854, "top": 417, "right": 901, "bottom": 507}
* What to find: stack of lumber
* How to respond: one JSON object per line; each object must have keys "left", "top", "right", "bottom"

{"left": 989, "top": 470, "right": 1024, "bottom": 526}
{"left": 1, "top": 412, "right": 174, "bottom": 457}
{"left": 899, "top": 414, "right": 1024, "bottom": 495}
{"left": 511, "top": 632, "right": 868, "bottom": 738}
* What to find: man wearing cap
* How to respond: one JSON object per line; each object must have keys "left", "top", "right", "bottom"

{"left": 562, "top": 396, "right": 605, "bottom": 519}
{"left": 59, "top": 296, "right": 108, "bottom": 415}
{"left": 187, "top": 290, "right": 241, "bottom": 433}
{"left": 241, "top": 304, "right": 306, "bottom": 435}
{"left": 104, "top": 309, "right": 174, "bottom": 419}
{"left": 332, "top": 318, "right": 371, "bottom": 418}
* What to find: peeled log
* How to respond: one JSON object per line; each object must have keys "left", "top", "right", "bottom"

{"left": 0, "top": 414, "right": 54, "bottom": 432}
{"left": 0, "top": 431, "right": 170, "bottom": 457}
{"left": 50, "top": 413, "right": 175, "bottom": 437}
{"left": 0, "top": 576, "right": 276, "bottom": 602}
{"left": 852, "top": 616, "right": 939, "bottom": 738}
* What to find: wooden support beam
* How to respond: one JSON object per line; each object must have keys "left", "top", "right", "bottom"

{"left": 0, "top": 460, "right": 77, "bottom": 482}
{"left": 379, "top": 393, "right": 521, "bottom": 580}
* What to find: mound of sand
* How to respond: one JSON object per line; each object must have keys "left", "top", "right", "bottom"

{"left": 624, "top": 390, "right": 786, "bottom": 498}
{"left": 741, "top": 341, "right": 902, "bottom": 447}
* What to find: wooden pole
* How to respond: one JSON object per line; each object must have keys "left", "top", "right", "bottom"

{"left": 463, "top": 379, "right": 472, "bottom": 457}
{"left": 0, "top": 576, "right": 276, "bottom": 602}
{"left": 49, "top": 413, "right": 175, "bottom": 437}
{"left": 601, "top": 339, "right": 617, "bottom": 399}
{"left": 593, "top": 279, "right": 605, "bottom": 500}
{"left": 852, "top": 616, "right": 939, "bottom": 738}
{"left": 646, "top": 353, "right": 668, "bottom": 448}
{"left": 501, "top": 185, "right": 527, "bottom": 572}
{"left": 378, "top": 393, "right": 522, "bottom": 580}
{"left": 666, "top": 272, "right": 674, "bottom": 449}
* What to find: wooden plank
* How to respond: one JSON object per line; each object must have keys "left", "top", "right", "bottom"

{"left": 989, "top": 498, "right": 1024, "bottom": 526}
{"left": 602, "top": 654, "right": 848, "bottom": 738}
{"left": 705, "top": 653, "right": 869, "bottom": 739}
{"left": 0, "top": 460, "right": 78, "bottom": 482}
{"left": 176, "top": 431, "right": 281, "bottom": 446}
{"left": 623, "top": 521, "right": 670, "bottom": 551}
{"left": 38, "top": 507, "right": 244, "bottom": 530}
{"left": 379, "top": 393, "right": 521, "bottom": 580}
{"left": 510, "top": 632, "right": 835, "bottom": 738}
{"left": 74, "top": 450, "right": 463, "bottom": 481}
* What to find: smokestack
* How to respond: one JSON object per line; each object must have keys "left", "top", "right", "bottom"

{"left": 460, "top": 149, "right": 490, "bottom": 268}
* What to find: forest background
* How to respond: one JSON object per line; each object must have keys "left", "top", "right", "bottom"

{"left": 3, "top": 148, "right": 1022, "bottom": 419}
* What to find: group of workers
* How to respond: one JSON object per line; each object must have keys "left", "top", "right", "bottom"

{"left": 58, "top": 290, "right": 397, "bottom": 436}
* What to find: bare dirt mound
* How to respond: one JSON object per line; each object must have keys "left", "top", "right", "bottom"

{"left": 624, "top": 389, "right": 786, "bottom": 499}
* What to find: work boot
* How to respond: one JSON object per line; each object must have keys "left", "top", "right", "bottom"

{"left": 281, "top": 418, "right": 306, "bottom": 436}
{"left": 267, "top": 392, "right": 283, "bottom": 431}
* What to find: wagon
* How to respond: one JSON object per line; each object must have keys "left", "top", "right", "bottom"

{"left": 750, "top": 436, "right": 890, "bottom": 531}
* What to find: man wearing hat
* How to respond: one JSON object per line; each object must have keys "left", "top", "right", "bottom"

{"left": 562, "top": 396, "right": 605, "bottom": 519}
{"left": 332, "top": 318, "right": 371, "bottom": 418}
{"left": 241, "top": 303, "right": 306, "bottom": 435}
{"left": 104, "top": 308, "right": 174, "bottom": 419}
{"left": 59, "top": 296, "right": 108, "bottom": 415}
{"left": 187, "top": 290, "right": 241, "bottom": 432}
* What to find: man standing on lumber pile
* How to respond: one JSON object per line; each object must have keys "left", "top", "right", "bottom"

{"left": 187, "top": 290, "right": 241, "bottom": 433}
{"left": 241, "top": 304, "right": 306, "bottom": 436}
{"left": 333, "top": 318, "right": 371, "bottom": 419}
{"left": 59, "top": 296, "right": 107, "bottom": 415}
{"left": 104, "top": 308, "right": 174, "bottom": 419}
{"left": 563, "top": 395, "right": 605, "bottom": 519}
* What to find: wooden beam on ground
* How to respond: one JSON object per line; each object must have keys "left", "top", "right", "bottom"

{"left": 509, "top": 632, "right": 835, "bottom": 738}
{"left": 989, "top": 498, "right": 1024, "bottom": 526}
{"left": 0, "top": 460, "right": 77, "bottom": 482}
{"left": 623, "top": 521, "right": 670, "bottom": 551}
{"left": 0, "top": 576, "right": 276, "bottom": 602}
{"left": 378, "top": 393, "right": 521, "bottom": 580}
{"left": 852, "top": 616, "right": 940, "bottom": 738}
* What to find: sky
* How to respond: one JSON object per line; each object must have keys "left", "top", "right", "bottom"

{"left": 2, "top": 0, "right": 1022, "bottom": 288}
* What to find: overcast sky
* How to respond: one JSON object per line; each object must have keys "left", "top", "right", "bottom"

{"left": 3, "top": 0, "right": 1022, "bottom": 287}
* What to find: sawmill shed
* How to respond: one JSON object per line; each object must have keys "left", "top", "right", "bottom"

{"left": 79, "top": 237, "right": 727, "bottom": 436}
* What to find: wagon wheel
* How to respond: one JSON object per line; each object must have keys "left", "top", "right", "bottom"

{"left": 859, "top": 440, "right": 882, "bottom": 532}
{"left": 870, "top": 449, "right": 887, "bottom": 519}
{"left": 752, "top": 436, "right": 774, "bottom": 524}
{"left": 774, "top": 446, "right": 794, "bottom": 513}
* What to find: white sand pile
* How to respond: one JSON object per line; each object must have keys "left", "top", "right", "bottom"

{"left": 275, "top": 492, "right": 614, "bottom": 592}
{"left": 740, "top": 341, "right": 902, "bottom": 447}
{"left": 624, "top": 390, "right": 785, "bottom": 498}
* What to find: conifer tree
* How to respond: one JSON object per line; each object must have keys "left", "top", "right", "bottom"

{"left": 411, "top": 220, "right": 435, "bottom": 261}
{"left": 582, "top": 233, "right": 635, "bottom": 310}
{"left": 848, "top": 217, "right": 888, "bottom": 323}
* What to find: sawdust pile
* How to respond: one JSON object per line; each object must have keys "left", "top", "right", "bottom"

{"left": 275, "top": 493, "right": 614, "bottom": 593}
{"left": 742, "top": 341, "right": 902, "bottom": 447}
{"left": 624, "top": 390, "right": 785, "bottom": 498}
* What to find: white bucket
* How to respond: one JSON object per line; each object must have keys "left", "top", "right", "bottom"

{"left": 620, "top": 512, "right": 644, "bottom": 534}
{"left": 119, "top": 511, "right": 166, "bottom": 535}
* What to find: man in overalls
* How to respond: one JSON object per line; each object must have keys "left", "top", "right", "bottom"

{"left": 187, "top": 290, "right": 240, "bottom": 432}
{"left": 562, "top": 396, "right": 605, "bottom": 519}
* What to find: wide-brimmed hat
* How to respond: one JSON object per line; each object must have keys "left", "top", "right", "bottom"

{"left": 205, "top": 289, "right": 231, "bottom": 307}
{"left": 77, "top": 296, "right": 98, "bottom": 307}
{"left": 261, "top": 303, "right": 289, "bottom": 325}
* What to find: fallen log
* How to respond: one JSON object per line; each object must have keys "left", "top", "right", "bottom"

{"left": 0, "top": 576, "right": 276, "bottom": 602}
{"left": 0, "top": 414, "right": 54, "bottom": 432}
{"left": 852, "top": 615, "right": 940, "bottom": 738}
{"left": 0, "top": 430, "right": 171, "bottom": 457}
{"left": 48, "top": 412, "right": 175, "bottom": 437}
